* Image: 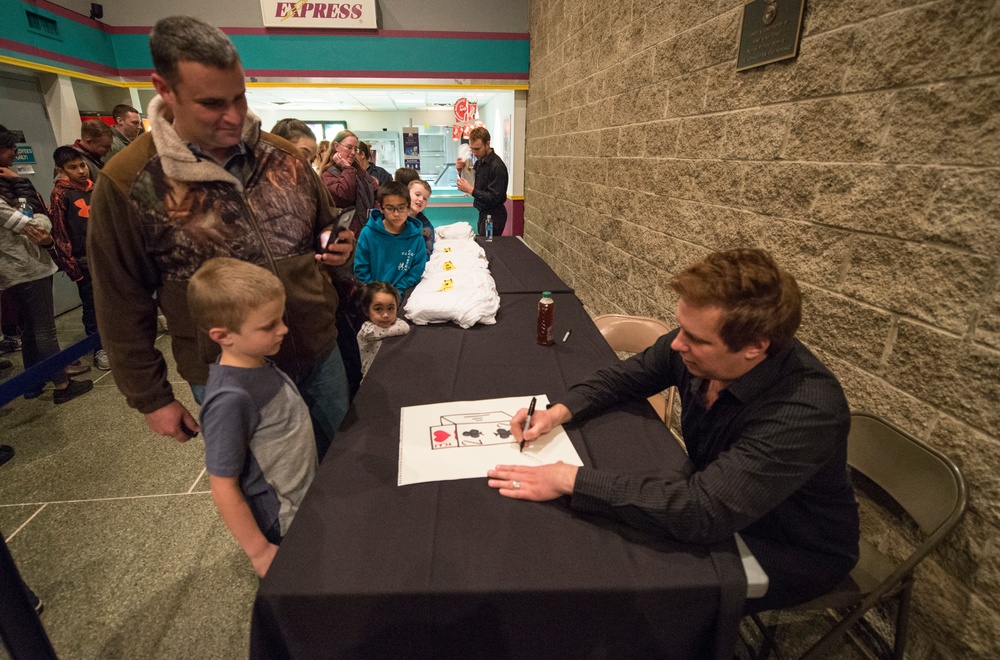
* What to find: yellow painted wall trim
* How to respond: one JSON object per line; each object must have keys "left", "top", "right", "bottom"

{"left": 0, "top": 56, "right": 153, "bottom": 87}
{"left": 1, "top": 57, "right": 529, "bottom": 92}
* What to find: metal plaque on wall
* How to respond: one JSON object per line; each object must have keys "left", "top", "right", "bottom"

{"left": 736, "top": 0, "right": 806, "bottom": 72}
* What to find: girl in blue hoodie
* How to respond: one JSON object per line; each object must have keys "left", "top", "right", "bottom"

{"left": 353, "top": 182, "right": 429, "bottom": 293}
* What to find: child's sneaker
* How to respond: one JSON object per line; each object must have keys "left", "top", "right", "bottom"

{"left": 94, "top": 349, "right": 110, "bottom": 371}
{"left": 0, "top": 336, "right": 20, "bottom": 354}
{"left": 53, "top": 379, "right": 93, "bottom": 404}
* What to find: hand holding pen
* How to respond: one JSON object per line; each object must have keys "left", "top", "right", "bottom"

{"left": 510, "top": 402, "right": 573, "bottom": 450}
{"left": 520, "top": 397, "right": 536, "bottom": 452}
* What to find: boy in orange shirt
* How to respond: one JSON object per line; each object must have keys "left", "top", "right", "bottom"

{"left": 49, "top": 145, "right": 108, "bottom": 370}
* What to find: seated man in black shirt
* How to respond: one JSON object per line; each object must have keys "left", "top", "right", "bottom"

{"left": 488, "top": 248, "right": 860, "bottom": 612}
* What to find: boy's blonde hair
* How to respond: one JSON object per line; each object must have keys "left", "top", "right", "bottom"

{"left": 188, "top": 258, "right": 285, "bottom": 332}
{"left": 408, "top": 179, "right": 431, "bottom": 195}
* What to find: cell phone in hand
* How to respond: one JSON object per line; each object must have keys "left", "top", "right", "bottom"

{"left": 319, "top": 208, "right": 356, "bottom": 251}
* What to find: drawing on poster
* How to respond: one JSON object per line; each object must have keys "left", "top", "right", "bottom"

{"left": 430, "top": 411, "right": 514, "bottom": 450}
{"left": 398, "top": 395, "right": 584, "bottom": 487}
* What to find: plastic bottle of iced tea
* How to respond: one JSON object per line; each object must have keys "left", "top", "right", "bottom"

{"left": 536, "top": 291, "right": 554, "bottom": 346}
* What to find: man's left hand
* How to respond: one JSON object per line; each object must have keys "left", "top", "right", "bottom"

{"left": 487, "top": 462, "right": 578, "bottom": 501}
{"left": 316, "top": 228, "right": 354, "bottom": 267}
{"left": 456, "top": 178, "right": 473, "bottom": 194}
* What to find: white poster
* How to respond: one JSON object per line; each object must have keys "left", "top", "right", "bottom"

{"left": 398, "top": 395, "right": 584, "bottom": 486}
{"left": 261, "top": 1, "right": 377, "bottom": 29}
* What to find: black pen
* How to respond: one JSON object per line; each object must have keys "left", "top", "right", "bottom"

{"left": 520, "top": 396, "right": 537, "bottom": 452}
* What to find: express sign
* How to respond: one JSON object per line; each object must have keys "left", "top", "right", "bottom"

{"left": 261, "top": 1, "right": 377, "bottom": 28}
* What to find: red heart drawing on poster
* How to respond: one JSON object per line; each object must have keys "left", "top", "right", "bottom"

{"left": 433, "top": 430, "right": 451, "bottom": 443}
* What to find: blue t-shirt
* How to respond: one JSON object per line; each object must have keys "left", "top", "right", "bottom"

{"left": 200, "top": 360, "right": 316, "bottom": 537}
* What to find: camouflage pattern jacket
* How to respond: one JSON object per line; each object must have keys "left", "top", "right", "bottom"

{"left": 88, "top": 95, "right": 342, "bottom": 414}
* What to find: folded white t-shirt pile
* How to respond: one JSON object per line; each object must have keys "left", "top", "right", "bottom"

{"left": 403, "top": 222, "right": 501, "bottom": 329}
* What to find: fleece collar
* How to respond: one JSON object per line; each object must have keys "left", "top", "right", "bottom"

{"left": 147, "top": 94, "right": 262, "bottom": 192}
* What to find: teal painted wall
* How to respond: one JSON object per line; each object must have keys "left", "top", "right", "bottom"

{"left": 1, "top": 1, "right": 528, "bottom": 79}
{"left": 0, "top": 2, "right": 117, "bottom": 73}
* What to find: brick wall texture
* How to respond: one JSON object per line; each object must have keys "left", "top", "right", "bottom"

{"left": 524, "top": 0, "right": 1000, "bottom": 656}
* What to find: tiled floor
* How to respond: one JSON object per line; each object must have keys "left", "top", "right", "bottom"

{"left": 1, "top": 312, "right": 256, "bottom": 659}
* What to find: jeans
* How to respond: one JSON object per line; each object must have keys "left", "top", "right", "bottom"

{"left": 9, "top": 276, "right": 66, "bottom": 386}
{"left": 190, "top": 346, "right": 349, "bottom": 461}
{"left": 75, "top": 266, "right": 98, "bottom": 337}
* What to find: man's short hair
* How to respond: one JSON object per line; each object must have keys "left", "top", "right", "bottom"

{"left": 53, "top": 145, "right": 86, "bottom": 169}
{"left": 357, "top": 141, "right": 372, "bottom": 160}
{"left": 111, "top": 104, "right": 139, "bottom": 121}
{"left": 393, "top": 167, "right": 419, "bottom": 186}
{"left": 469, "top": 127, "right": 491, "bottom": 144}
{"left": 150, "top": 16, "right": 241, "bottom": 88}
{"left": 270, "top": 118, "right": 316, "bottom": 143}
{"left": 377, "top": 181, "right": 410, "bottom": 206}
{"left": 670, "top": 248, "right": 802, "bottom": 355}
{"left": 188, "top": 258, "right": 285, "bottom": 332}
{"left": 80, "top": 120, "right": 113, "bottom": 140}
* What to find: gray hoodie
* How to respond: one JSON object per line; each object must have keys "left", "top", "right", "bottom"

{"left": 0, "top": 198, "right": 58, "bottom": 289}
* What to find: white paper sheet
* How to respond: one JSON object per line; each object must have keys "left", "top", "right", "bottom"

{"left": 397, "top": 395, "right": 584, "bottom": 486}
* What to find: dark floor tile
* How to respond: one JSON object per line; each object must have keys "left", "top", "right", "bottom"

{"left": 0, "top": 504, "right": 44, "bottom": 540}
{"left": 0, "top": 386, "right": 205, "bottom": 504}
{"left": 7, "top": 496, "right": 256, "bottom": 659}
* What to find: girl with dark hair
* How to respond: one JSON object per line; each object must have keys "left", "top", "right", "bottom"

{"left": 356, "top": 281, "right": 409, "bottom": 377}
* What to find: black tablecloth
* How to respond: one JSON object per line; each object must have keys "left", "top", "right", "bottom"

{"left": 478, "top": 237, "right": 574, "bottom": 294}
{"left": 251, "top": 293, "right": 746, "bottom": 659}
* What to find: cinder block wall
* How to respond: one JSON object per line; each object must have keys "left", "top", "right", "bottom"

{"left": 524, "top": 0, "right": 999, "bottom": 656}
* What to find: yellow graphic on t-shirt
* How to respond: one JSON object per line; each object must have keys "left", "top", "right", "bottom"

{"left": 438, "top": 279, "right": 454, "bottom": 291}
{"left": 443, "top": 247, "right": 452, "bottom": 253}
{"left": 442, "top": 261, "right": 455, "bottom": 271}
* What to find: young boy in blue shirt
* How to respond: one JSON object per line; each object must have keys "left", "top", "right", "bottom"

{"left": 188, "top": 258, "right": 317, "bottom": 578}
{"left": 408, "top": 179, "right": 435, "bottom": 258}
{"left": 354, "top": 181, "right": 428, "bottom": 293}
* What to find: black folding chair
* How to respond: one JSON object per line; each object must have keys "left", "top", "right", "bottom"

{"left": 748, "top": 412, "right": 967, "bottom": 659}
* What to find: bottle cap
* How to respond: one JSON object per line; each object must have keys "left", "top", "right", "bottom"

{"left": 542, "top": 291, "right": 551, "bottom": 296}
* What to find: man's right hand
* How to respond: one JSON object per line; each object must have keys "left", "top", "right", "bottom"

{"left": 510, "top": 403, "right": 572, "bottom": 445}
{"left": 145, "top": 400, "right": 200, "bottom": 442}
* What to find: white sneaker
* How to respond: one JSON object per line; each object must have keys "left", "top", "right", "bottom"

{"left": 94, "top": 349, "right": 111, "bottom": 371}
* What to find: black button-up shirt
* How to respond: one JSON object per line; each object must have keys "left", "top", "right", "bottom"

{"left": 562, "top": 329, "right": 859, "bottom": 580}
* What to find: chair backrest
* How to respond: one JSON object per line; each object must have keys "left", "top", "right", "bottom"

{"left": 593, "top": 314, "right": 672, "bottom": 354}
{"left": 848, "top": 413, "right": 967, "bottom": 537}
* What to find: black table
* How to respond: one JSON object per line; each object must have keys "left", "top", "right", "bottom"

{"left": 477, "top": 237, "right": 574, "bottom": 294}
{"left": 251, "top": 292, "right": 746, "bottom": 659}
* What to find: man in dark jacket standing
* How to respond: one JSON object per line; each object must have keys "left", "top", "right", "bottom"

{"left": 87, "top": 16, "right": 354, "bottom": 457}
{"left": 456, "top": 127, "right": 509, "bottom": 236}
